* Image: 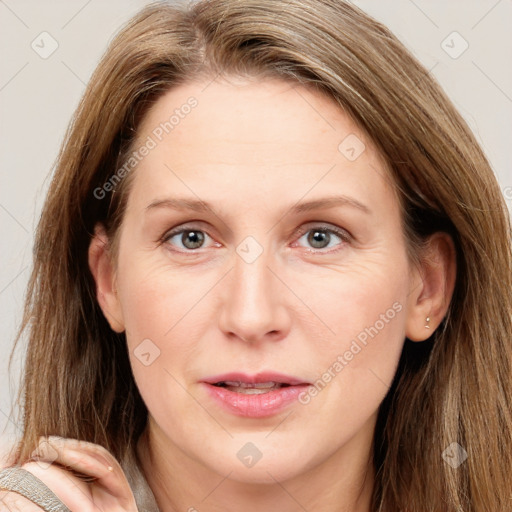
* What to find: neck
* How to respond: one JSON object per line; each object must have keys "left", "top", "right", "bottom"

{"left": 137, "top": 418, "right": 376, "bottom": 512}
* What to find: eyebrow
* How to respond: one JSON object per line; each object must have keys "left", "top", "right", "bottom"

{"left": 145, "top": 195, "right": 371, "bottom": 215}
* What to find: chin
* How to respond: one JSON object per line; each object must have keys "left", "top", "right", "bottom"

{"left": 219, "top": 461, "right": 303, "bottom": 485}
{"left": 200, "top": 440, "right": 316, "bottom": 485}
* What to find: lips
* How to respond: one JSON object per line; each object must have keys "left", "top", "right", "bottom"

{"left": 200, "top": 372, "right": 312, "bottom": 417}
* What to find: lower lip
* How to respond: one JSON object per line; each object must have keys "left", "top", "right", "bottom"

{"left": 201, "top": 383, "right": 311, "bottom": 418}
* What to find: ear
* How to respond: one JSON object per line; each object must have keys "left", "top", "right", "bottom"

{"left": 405, "top": 232, "right": 456, "bottom": 342}
{"left": 88, "top": 223, "right": 125, "bottom": 333}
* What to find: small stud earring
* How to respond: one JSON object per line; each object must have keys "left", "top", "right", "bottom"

{"left": 425, "top": 316, "right": 431, "bottom": 329}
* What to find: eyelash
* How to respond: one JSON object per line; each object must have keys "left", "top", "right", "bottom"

{"left": 159, "top": 223, "right": 351, "bottom": 255}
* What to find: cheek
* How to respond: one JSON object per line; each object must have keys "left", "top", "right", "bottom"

{"left": 117, "top": 266, "right": 204, "bottom": 420}
{"left": 116, "top": 256, "right": 220, "bottom": 392}
{"left": 301, "top": 257, "right": 409, "bottom": 351}
{"left": 296, "top": 257, "right": 408, "bottom": 409}
{"left": 116, "top": 251, "right": 207, "bottom": 341}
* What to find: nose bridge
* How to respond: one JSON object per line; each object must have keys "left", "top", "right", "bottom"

{"left": 218, "top": 234, "right": 288, "bottom": 342}
{"left": 231, "top": 235, "right": 275, "bottom": 310}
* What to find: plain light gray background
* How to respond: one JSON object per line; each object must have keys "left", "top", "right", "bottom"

{"left": 1, "top": 0, "right": 511, "bottom": 462}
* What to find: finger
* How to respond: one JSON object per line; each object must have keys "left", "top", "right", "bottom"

{"left": 33, "top": 449, "right": 114, "bottom": 480}
{"left": 44, "top": 437, "right": 124, "bottom": 474}
{"left": 32, "top": 437, "right": 134, "bottom": 503}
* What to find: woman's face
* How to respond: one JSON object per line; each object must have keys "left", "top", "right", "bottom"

{"left": 95, "top": 77, "right": 429, "bottom": 484}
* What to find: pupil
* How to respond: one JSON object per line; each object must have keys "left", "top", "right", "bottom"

{"left": 308, "top": 230, "right": 329, "bottom": 248}
{"left": 182, "top": 230, "right": 204, "bottom": 249}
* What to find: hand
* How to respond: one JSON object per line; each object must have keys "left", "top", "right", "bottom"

{"left": 2, "top": 436, "right": 138, "bottom": 511}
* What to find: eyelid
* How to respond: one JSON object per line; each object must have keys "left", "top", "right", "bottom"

{"left": 294, "top": 222, "right": 351, "bottom": 240}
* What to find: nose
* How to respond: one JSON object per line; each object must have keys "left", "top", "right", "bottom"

{"left": 218, "top": 243, "right": 291, "bottom": 344}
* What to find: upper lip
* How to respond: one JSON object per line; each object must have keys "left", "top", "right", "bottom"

{"left": 201, "top": 372, "right": 311, "bottom": 386}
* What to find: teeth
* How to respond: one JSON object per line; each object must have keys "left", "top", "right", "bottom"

{"left": 216, "top": 381, "right": 285, "bottom": 394}
{"left": 222, "top": 381, "right": 283, "bottom": 389}
{"left": 225, "top": 384, "right": 281, "bottom": 394}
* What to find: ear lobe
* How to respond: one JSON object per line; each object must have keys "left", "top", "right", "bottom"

{"left": 88, "top": 223, "right": 125, "bottom": 333}
{"left": 405, "top": 232, "right": 456, "bottom": 342}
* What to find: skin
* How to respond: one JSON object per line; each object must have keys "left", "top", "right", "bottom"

{"left": 17, "top": 77, "right": 454, "bottom": 512}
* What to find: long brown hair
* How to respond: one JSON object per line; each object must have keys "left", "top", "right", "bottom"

{"left": 6, "top": 1, "right": 512, "bottom": 510}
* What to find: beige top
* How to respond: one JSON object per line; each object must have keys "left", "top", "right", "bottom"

{"left": 120, "top": 446, "right": 161, "bottom": 512}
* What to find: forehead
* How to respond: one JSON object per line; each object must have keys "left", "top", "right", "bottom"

{"left": 126, "top": 77, "right": 395, "bottom": 212}
{"left": 135, "top": 77, "right": 366, "bottom": 161}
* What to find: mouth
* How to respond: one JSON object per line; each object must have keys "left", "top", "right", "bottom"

{"left": 211, "top": 381, "right": 293, "bottom": 394}
{"left": 200, "top": 372, "right": 311, "bottom": 417}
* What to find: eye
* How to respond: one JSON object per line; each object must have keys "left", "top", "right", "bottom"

{"left": 161, "top": 227, "right": 214, "bottom": 251}
{"left": 293, "top": 225, "right": 350, "bottom": 253}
